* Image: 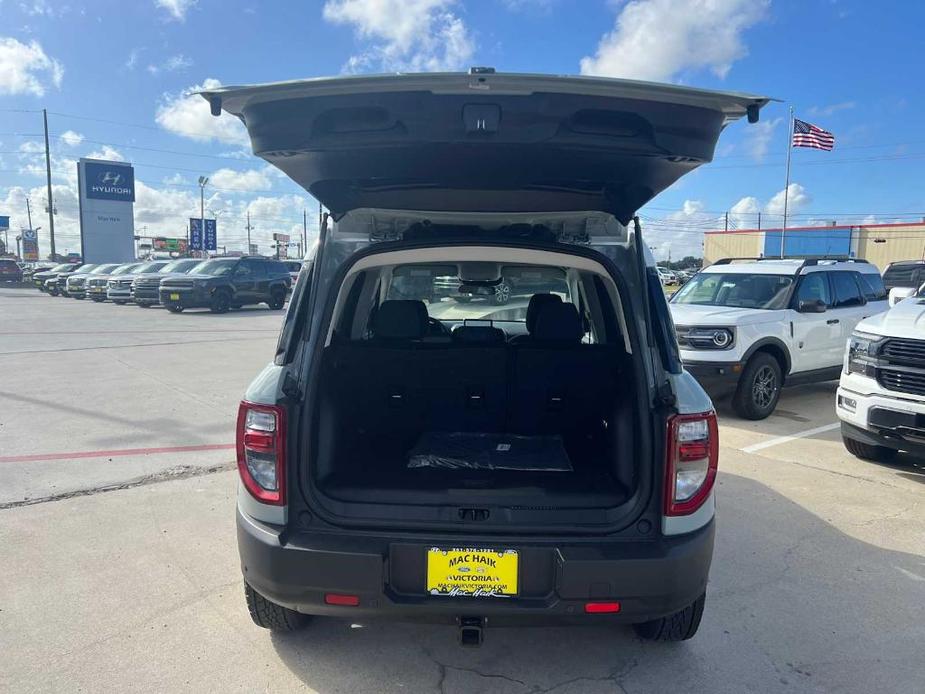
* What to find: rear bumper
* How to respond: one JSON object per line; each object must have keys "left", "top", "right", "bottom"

{"left": 683, "top": 360, "right": 743, "bottom": 397}
{"left": 237, "top": 507, "right": 714, "bottom": 624}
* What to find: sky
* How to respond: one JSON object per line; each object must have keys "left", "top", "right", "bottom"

{"left": 1, "top": 0, "right": 923, "bottom": 259}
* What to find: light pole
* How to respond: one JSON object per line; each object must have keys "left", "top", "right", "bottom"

{"left": 198, "top": 176, "right": 209, "bottom": 258}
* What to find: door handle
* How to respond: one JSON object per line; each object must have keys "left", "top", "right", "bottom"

{"left": 827, "top": 319, "right": 840, "bottom": 325}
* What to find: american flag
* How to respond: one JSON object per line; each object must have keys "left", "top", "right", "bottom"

{"left": 792, "top": 118, "right": 835, "bottom": 151}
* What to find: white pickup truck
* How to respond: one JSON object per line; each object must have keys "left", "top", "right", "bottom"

{"left": 837, "top": 283, "right": 925, "bottom": 461}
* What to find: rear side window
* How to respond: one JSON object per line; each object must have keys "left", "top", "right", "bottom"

{"left": 858, "top": 273, "right": 887, "bottom": 301}
{"left": 795, "top": 273, "right": 831, "bottom": 307}
{"left": 830, "top": 272, "right": 864, "bottom": 307}
{"left": 0, "top": 260, "right": 18, "bottom": 269}
{"left": 244, "top": 260, "right": 267, "bottom": 277}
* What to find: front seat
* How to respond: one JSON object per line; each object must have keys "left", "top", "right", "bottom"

{"left": 509, "top": 293, "right": 563, "bottom": 344}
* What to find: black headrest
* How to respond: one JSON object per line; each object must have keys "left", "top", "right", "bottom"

{"left": 533, "top": 302, "right": 583, "bottom": 343}
{"left": 526, "top": 293, "right": 563, "bottom": 333}
{"left": 373, "top": 300, "right": 428, "bottom": 340}
{"left": 452, "top": 325, "right": 506, "bottom": 345}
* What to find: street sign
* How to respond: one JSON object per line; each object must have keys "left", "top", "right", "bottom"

{"left": 189, "top": 218, "right": 217, "bottom": 251}
{"left": 23, "top": 229, "right": 37, "bottom": 241}
{"left": 0, "top": 215, "right": 9, "bottom": 231}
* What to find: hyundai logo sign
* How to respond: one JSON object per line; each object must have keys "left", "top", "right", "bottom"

{"left": 84, "top": 161, "right": 135, "bottom": 202}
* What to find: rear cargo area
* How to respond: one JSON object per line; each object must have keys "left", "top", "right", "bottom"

{"left": 311, "top": 300, "right": 639, "bottom": 510}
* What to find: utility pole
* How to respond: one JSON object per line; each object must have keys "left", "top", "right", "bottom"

{"left": 25, "top": 196, "right": 33, "bottom": 230}
{"left": 724, "top": 212, "right": 729, "bottom": 232}
{"left": 198, "top": 176, "right": 209, "bottom": 258}
{"left": 757, "top": 212, "right": 761, "bottom": 230}
{"left": 43, "top": 109, "right": 56, "bottom": 260}
{"left": 245, "top": 211, "right": 253, "bottom": 252}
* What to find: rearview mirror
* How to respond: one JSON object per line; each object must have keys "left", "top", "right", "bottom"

{"left": 798, "top": 299, "right": 826, "bottom": 313}
{"left": 888, "top": 287, "right": 915, "bottom": 307}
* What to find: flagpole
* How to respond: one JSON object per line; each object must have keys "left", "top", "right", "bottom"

{"left": 780, "top": 106, "right": 794, "bottom": 257}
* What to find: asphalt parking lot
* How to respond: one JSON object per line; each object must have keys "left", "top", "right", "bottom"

{"left": 1, "top": 285, "right": 922, "bottom": 694}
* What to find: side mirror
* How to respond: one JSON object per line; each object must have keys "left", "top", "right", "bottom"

{"left": 798, "top": 299, "right": 827, "bottom": 313}
{"left": 888, "top": 287, "right": 915, "bottom": 307}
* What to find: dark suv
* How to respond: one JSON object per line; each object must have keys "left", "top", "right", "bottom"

{"left": 159, "top": 256, "right": 291, "bottom": 313}
{"left": 0, "top": 258, "right": 23, "bottom": 283}
{"left": 210, "top": 71, "right": 769, "bottom": 644}
{"left": 882, "top": 260, "right": 925, "bottom": 292}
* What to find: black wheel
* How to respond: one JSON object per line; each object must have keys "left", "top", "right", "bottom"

{"left": 113, "top": 300, "right": 127, "bottom": 305}
{"left": 137, "top": 302, "right": 150, "bottom": 308}
{"left": 732, "top": 352, "right": 782, "bottom": 420}
{"left": 91, "top": 297, "right": 105, "bottom": 303}
{"left": 244, "top": 582, "right": 310, "bottom": 632}
{"left": 633, "top": 593, "right": 706, "bottom": 642}
{"left": 165, "top": 303, "right": 184, "bottom": 314}
{"left": 210, "top": 290, "right": 231, "bottom": 314}
{"left": 267, "top": 288, "right": 286, "bottom": 310}
{"left": 48, "top": 287, "right": 59, "bottom": 296}
{"left": 843, "top": 435, "right": 897, "bottom": 462}
{"left": 492, "top": 281, "right": 512, "bottom": 305}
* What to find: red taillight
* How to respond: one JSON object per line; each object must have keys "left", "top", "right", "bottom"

{"left": 324, "top": 593, "right": 360, "bottom": 606}
{"left": 584, "top": 601, "right": 621, "bottom": 614}
{"left": 236, "top": 401, "right": 286, "bottom": 506}
{"left": 665, "top": 412, "right": 718, "bottom": 516}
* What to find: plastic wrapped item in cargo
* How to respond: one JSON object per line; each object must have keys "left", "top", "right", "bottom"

{"left": 407, "top": 431, "right": 574, "bottom": 471}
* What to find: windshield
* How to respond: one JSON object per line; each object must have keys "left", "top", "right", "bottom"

{"left": 91, "top": 264, "right": 119, "bottom": 274}
{"left": 189, "top": 259, "right": 237, "bottom": 276}
{"left": 73, "top": 264, "right": 97, "bottom": 273}
{"left": 671, "top": 272, "right": 794, "bottom": 310}
{"left": 161, "top": 259, "right": 202, "bottom": 273}
{"left": 49, "top": 264, "right": 73, "bottom": 272}
{"left": 133, "top": 262, "right": 167, "bottom": 274}
{"left": 111, "top": 264, "right": 141, "bottom": 275}
{"left": 386, "top": 263, "right": 571, "bottom": 322}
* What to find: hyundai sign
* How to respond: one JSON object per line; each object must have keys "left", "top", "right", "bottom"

{"left": 84, "top": 161, "right": 135, "bottom": 202}
{"left": 77, "top": 158, "right": 136, "bottom": 263}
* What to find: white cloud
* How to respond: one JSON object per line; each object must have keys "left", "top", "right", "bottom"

{"left": 645, "top": 199, "right": 723, "bottom": 260}
{"left": 743, "top": 116, "right": 781, "bottom": 162}
{"left": 125, "top": 48, "right": 142, "bottom": 70}
{"left": 209, "top": 167, "right": 272, "bottom": 192}
{"left": 728, "top": 195, "right": 761, "bottom": 228}
{"left": 155, "top": 78, "right": 249, "bottom": 146}
{"left": 60, "top": 130, "right": 84, "bottom": 147}
{"left": 86, "top": 145, "right": 126, "bottom": 162}
{"left": 765, "top": 183, "right": 810, "bottom": 217}
{"left": 147, "top": 53, "right": 192, "bottom": 75}
{"left": 155, "top": 0, "right": 196, "bottom": 21}
{"left": 808, "top": 101, "right": 855, "bottom": 118}
{"left": 21, "top": 1, "right": 69, "bottom": 18}
{"left": 579, "top": 0, "right": 768, "bottom": 82}
{"left": 323, "top": 0, "right": 474, "bottom": 72}
{"left": 0, "top": 37, "right": 63, "bottom": 96}
{"left": 162, "top": 172, "right": 188, "bottom": 186}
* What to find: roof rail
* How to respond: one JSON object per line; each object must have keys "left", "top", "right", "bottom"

{"left": 711, "top": 255, "right": 869, "bottom": 268}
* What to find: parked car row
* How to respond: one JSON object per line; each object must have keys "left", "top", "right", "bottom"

{"left": 31, "top": 256, "right": 295, "bottom": 313}
{"left": 668, "top": 255, "right": 925, "bottom": 464}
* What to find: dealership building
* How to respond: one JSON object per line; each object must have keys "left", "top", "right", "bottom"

{"left": 703, "top": 221, "right": 925, "bottom": 269}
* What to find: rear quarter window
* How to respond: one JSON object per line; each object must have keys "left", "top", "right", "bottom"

{"left": 858, "top": 272, "right": 887, "bottom": 301}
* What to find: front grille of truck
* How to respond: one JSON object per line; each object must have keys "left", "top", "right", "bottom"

{"left": 878, "top": 367, "right": 925, "bottom": 397}
{"left": 881, "top": 338, "right": 925, "bottom": 366}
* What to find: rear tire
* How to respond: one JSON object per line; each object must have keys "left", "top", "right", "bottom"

{"left": 210, "top": 290, "right": 231, "bottom": 314}
{"left": 165, "top": 303, "right": 184, "bottom": 314}
{"left": 138, "top": 302, "right": 150, "bottom": 308}
{"left": 48, "top": 287, "right": 59, "bottom": 296}
{"left": 732, "top": 352, "right": 782, "bottom": 420}
{"left": 633, "top": 593, "right": 706, "bottom": 642}
{"left": 267, "top": 287, "right": 286, "bottom": 310}
{"left": 244, "top": 582, "right": 310, "bottom": 632}
{"left": 842, "top": 435, "right": 897, "bottom": 462}
{"left": 113, "top": 300, "right": 127, "bottom": 305}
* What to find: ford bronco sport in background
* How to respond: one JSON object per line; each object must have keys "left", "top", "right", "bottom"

{"left": 882, "top": 260, "right": 925, "bottom": 293}
{"left": 670, "top": 257, "right": 888, "bottom": 420}
{"left": 205, "top": 70, "right": 770, "bottom": 642}
{"left": 838, "top": 280, "right": 925, "bottom": 462}
{"left": 159, "top": 256, "right": 291, "bottom": 313}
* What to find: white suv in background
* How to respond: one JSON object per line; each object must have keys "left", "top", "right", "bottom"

{"left": 837, "top": 282, "right": 925, "bottom": 462}
{"left": 670, "top": 258, "right": 889, "bottom": 419}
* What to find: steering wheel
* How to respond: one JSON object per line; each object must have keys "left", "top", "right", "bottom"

{"left": 427, "top": 317, "right": 452, "bottom": 337}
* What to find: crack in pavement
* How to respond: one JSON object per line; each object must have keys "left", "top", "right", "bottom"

{"left": 0, "top": 462, "right": 235, "bottom": 510}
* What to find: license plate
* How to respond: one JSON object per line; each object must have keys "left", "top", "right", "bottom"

{"left": 426, "top": 547, "right": 518, "bottom": 597}
{"left": 169, "top": 293, "right": 180, "bottom": 301}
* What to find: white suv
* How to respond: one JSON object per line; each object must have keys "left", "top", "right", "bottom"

{"left": 669, "top": 258, "right": 889, "bottom": 419}
{"left": 837, "top": 282, "right": 925, "bottom": 461}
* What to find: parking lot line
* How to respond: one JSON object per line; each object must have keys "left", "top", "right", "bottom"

{"left": 740, "top": 422, "right": 840, "bottom": 453}
{"left": 0, "top": 443, "right": 235, "bottom": 464}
